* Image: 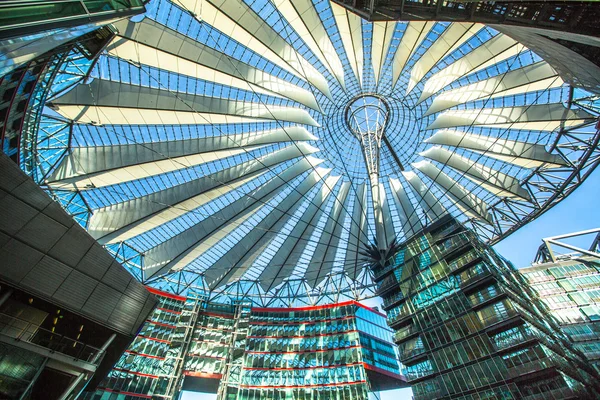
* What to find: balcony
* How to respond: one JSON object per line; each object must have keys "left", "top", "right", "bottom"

{"left": 387, "top": 307, "right": 413, "bottom": 327}
{"left": 468, "top": 289, "right": 504, "bottom": 309}
{"left": 402, "top": 366, "right": 434, "bottom": 381}
{"left": 436, "top": 233, "right": 470, "bottom": 258}
{"left": 460, "top": 266, "right": 492, "bottom": 289}
{"left": 399, "top": 346, "right": 427, "bottom": 362}
{"left": 394, "top": 324, "right": 419, "bottom": 343}
{"left": 377, "top": 274, "right": 399, "bottom": 296}
{"left": 448, "top": 250, "right": 481, "bottom": 273}
{"left": 480, "top": 308, "right": 519, "bottom": 329}
{"left": 382, "top": 291, "right": 405, "bottom": 310}
{"left": 0, "top": 312, "right": 105, "bottom": 366}
{"left": 507, "top": 357, "right": 555, "bottom": 379}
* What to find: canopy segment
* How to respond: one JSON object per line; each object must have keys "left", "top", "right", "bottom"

{"left": 21, "top": 0, "right": 600, "bottom": 306}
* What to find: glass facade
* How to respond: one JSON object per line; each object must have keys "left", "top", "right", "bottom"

{"left": 521, "top": 256, "right": 600, "bottom": 371}
{"left": 86, "top": 293, "right": 404, "bottom": 400}
{"left": 371, "top": 215, "right": 600, "bottom": 400}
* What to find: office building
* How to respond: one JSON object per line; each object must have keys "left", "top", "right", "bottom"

{"left": 0, "top": 152, "right": 156, "bottom": 399}
{"left": 371, "top": 215, "right": 600, "bottom": 399}
{"left": 86, "top": 289, "right": 405, "bottom": 399}
{"left": 2, "top": 0, "right": 600, "bottom": 398}
{"left": 521, "top": 229, "right": 600, "bottom": 371}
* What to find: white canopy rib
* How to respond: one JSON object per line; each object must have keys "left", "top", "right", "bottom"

{"left": 372, "top": 21, "right": 395, "bottom": 87}
{"left": 343, "top": 183, "right": 368, "bottom": 279}
{"left": 47, "top": 126, "right": 316, "bottom": 185}
{"left": 202, "top": 168, "right": 330, "bottom": 288}
{"left": 419, "top": 34, "right": 521, "bottom": 103}
{"left": 273, "top": 0, "right": 346, "bottom": 90}
{"left": 87, "top": 143, "right": 318, "bottom": 240}
{"left": 420, "top": 146, "right": 531, "bottom": 201}
{"left": 402, "top": 170, "right": 447, "bottom": 222}
{"left": 412, "top": 160, "right": 492, "bottom": 223}
{"left": 426, "top": 104, "right": 594, "bottom": 131}
{"left": 305, "top": 181, "right": 351, "bottom": 287}
{"left": 425, "top": 62, "right": 563, "bottom": 115}
{"left": 406, "top": 23, "right": 482, "bottom": 95}
{"left": 389, "top": 177, "right": 423, "bottom": 238}
{"left": 110, "top": 18, "right": 321, "bottom": 111}
{"left": 392, "top": 21, "right": 435, "bottom": 89}
{"left": 179, "top": 0, "right": 332, "bottom": 100}
{"left": 424, "top": 129, "right": 567, "bottom": 168}
{"left": 258, "top": 175, "right": 338, "bottom": 290}
{"left": 142, "top": 157, "right": 317, "bottom": 279}
{"left": 51, "top": 80, "right": 320, "bottom": 127}
{"left": 331, "top": 2, "right": 363, "bottom": 87}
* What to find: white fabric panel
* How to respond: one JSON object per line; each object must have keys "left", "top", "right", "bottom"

{"left": 258, "top": 175, "right": 338, "bottom": 290}
{"left": 425, "top": 62, "right": 563, "bottom": 115}
{"left": 142, "top": 158, "right": 317, "bottom": 278}
{"left": 51, "top": 106, "right": 269, "bottom": 126}
{"left": 49, "top": 147, "right": 255, "bottom": 189}
{"left": 420, "top": 146, "right": 531, "bottom": 200}
{"left": 331, "top": 2, "right": 363, "bottom": 86}
{"left": 47, "top": 126, "right": 317, "bottom": 184}
{"left": 426, "top": 104, "right": 593, "bottom": 131}
{"left": 419, "top": 34, "right": 520, "bottom": 103}
{"left": 392, "top": 22, "right": 435, "bottom": 88}
{"left": 203, "top": 169, "right": 328, "bottom": 288}
{"left": 100, "top": 170, "right": 267, "bottom": 245}
{"left": 87, "top": 143, "right": 318, "bottom": 240}
{"left": 406, "top": 23, "right": 482, "bottom": 95}
{"left": 389, "top": 177, "right": 422, "bottom": 238}
{"left": 343, "top": 183, "right": 368, "bottom": 279}
{"left": 111, "top": 19, "right": 320, "bottom": 111}
{"left": 306, "top": 181, "right": 351, "bottom": 287}
{"left": 412, "top": 161, "right": 492, "bottom": 223}
{"left": 107, "top": 39, "right": 276, "bottom": 98}
{"left": 425, "top": 129, "right": 567, "bottom": 168}
{"left": 372, "top": 21, "right": 395, "bottom": 86}
{"left": 402, "top": 170, "right": 446, "bottom": 222}
{"left": 274, "top": 0, "right": 346, "bottom": 90}
{"left": 182, "top": 0, "right": 332, "bottom": 100}
{"left": 51, "top": 80, "right": 320, "bottom": 127}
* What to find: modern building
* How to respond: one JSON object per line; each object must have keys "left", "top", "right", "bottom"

{"left": 0, "top": 0, "right": 146, "bottom": 76}
{"left": 0, "top": 152, "right": 156, "bottom": 398}
{"left": 2, "top": 0, "right": 600, "bottom": 399}
{"left": 85, "top": 289, "right": 406, "bottom": 400}
{"left": 371, "top": 215, "right": 600, "bottom": 400}
{"left": 521, "top": 229, "right": 600, "bottom": 371}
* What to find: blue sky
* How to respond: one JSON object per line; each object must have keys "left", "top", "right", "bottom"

{"left": 179, "top": 167, "right": 600, "bottom": 400}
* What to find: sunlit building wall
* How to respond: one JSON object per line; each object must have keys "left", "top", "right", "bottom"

{"left": 521, "top": 256, "right": 600, "bottom": 371}
{"left": 86, "top": 291, "right": 405, "bottom": 400}
{"left": 371, "top": 215, "right": 600, "bottom": 400}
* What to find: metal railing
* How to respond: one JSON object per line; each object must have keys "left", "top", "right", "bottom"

{"left": 0, "top": 312, "right": 105, "bottom": 365}
{"left": 0, "top": 0, "right": 145, "bottom": 35}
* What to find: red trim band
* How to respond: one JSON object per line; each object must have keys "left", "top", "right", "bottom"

{"left": 248, "top": 329, "right": 358, "bottom": 340}
{"left": 250, "top": 315, "right": 354, "bottom": 326}
{"left": 146, "top": 319, "right": 177, "bottom": 329}
{"left": 363, "top": 363, "right": 406, "bottom": 381}
{"left": 251, "top": 300, "right": 386, "bottom": 318}
{"left": 243, "top": 362, "right": 363, "bottom": 371}
{"left": 239, "top": 380, "right": 367, "bottom": 389}
{"left": 247, "top": 345, "right": 361, "bottom": 355}
{"left": 184, "top": 371, "right": 223, "bottom": 379}
{"left": 113, "top": 368, "right": 159, "bottom": 379}
{"left": 146, "top": 286, "right": 187, "bottom": 301}
{"left": 125, "top": 350, "right": 165, "bottom": 360}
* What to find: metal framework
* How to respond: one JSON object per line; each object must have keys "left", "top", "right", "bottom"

{"left": 534, "top": 227, "right": 600, "bottom": 264}
{"left": 15, "top": 0, "right": 600, "bottom": 305}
